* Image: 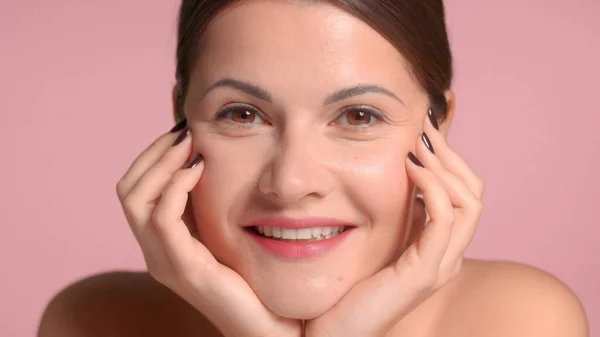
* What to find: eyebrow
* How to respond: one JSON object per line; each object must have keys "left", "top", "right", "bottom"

{"left": 201, "top": 78, "right": 403, "bottom": 105}
{"left": 324, "top": 84, "right": 403, "bottom": 105}
{"left": 202, "top": 78, "right": 272, "bottom": 102}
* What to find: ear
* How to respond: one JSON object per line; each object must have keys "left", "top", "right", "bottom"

{"left": 438, "top": 90, "right": 456, "bottom": 138}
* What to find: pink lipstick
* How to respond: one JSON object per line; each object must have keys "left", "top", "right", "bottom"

{"left": 244, "top": 217, "right": 355, "bottom": 259}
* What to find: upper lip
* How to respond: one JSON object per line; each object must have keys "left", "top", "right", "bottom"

{"left": 243, "top": 217, "right": 356, "bottom": 229}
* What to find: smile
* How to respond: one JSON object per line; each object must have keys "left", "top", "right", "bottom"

{"left": 253, "top": 226, "right": 348, "bottom": 241}
{"left": 244, "top": 217, "right": 355, "bottom": 259}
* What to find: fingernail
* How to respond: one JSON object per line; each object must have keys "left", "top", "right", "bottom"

{"left": 427, "top": 108, "right": 439, "bottom": 130}
{"left": 408, "top": 152, "right": 424, "bottom": 167}
{"left": 421, "top": 132, "right": 435, "bottom": 154}
{"left": 185, "top": 153, "right": 203, "bottom": 169}
{"left": 169, "top": 119, "right": 187, "bottom": 133}
{"left": 172, "top": 127, "right": 190, "bottom": 146}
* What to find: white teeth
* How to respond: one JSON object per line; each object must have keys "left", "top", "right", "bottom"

{"left": 255, "top": 226, "right": 346, "bottom": 240}
{"left": 281, "top": 228, "right": 296, "bottom": 240}
{"left": 321, "top": 227, "right": 332, "bottom": 237}
{"left": 297, "top": 228, "right": 313, "bottom": 240}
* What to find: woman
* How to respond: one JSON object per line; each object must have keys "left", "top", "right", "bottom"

{"left": 38, "top": 0, "right": 588, "bottom": 336}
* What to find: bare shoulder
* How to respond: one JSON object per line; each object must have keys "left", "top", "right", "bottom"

{"left": 437, "top": 259, "right": 589, "bottom": 337}
{"left": 37, "top": 271, "right": 222, "bottom": 337}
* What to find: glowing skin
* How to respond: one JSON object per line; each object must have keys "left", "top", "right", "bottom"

{"left": 35, "top": 2, "right": 589, "bottom": 336}
{"left": 184, "top": 0, "right": 430, "bottom": 319}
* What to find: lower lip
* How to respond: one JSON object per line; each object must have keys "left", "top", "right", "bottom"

{"left": 248, "top": 228, "right": 352, "bottom": 259}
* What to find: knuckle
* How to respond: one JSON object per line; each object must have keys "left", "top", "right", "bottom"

{"left": 121, "top": 194, "right": 138, "bottom": 212}
{"left": 474, "top": 178, "right": 485, "bottom": 197}
{"left": 468, "top": 197, "right": 484, "bottom": 214}
{"left": 151, "top": 207, "right": 169, "bottom": 229}
{"left": 116, "top": 180, "right": 128, "bottom": 200}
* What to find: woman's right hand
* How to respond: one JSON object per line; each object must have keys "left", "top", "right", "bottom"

{"left": 116, "top": 121, "right": 302, "bottom": 337}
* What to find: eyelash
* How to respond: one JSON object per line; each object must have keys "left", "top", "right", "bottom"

{"left": 214, "top": 103, "right": 385, "bottom": 131}
{"left": 215, "top": 103, "right": 266, "bottom": 128}
{"left": 334, "top": 105, "right": 385, "bottom": 132}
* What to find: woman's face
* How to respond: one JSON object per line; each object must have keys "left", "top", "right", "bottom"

{"left": 185, "top": 0, "right": 432, "bottom": 319}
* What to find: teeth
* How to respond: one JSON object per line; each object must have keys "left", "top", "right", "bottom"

{"left": 255, "top": 226, "right": 346, "bottom": 240}
{"left": 297, "top": 228, "right": 313, "bottom": 240}
{"left": 281, "top": 228, "right": 296, "bottom": 240}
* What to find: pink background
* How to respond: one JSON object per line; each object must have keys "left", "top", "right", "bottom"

{"left": 1, "top": 0, "right": 598, "bottom": 336}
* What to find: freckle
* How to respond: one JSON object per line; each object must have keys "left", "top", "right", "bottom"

{"left": 337, "top": 276, "right": 343, "bottom": 282}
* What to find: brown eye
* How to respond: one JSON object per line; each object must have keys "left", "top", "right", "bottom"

{"left": 216, "top": 104, "right": 265, "bottom": 125}
{"left": 333, "top": 106, "right": 383, "bottom": 130}
{"left": 231, "top": 109, "right": 256, "bottom": 123}
{"left": 345, "top": 109, "right": 373, "bottom": 125}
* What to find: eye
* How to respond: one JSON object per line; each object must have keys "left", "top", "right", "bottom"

{"left": 334, "top": 106, "right": 384, "bottom": 128}
{"left": 215, "top": 103, "right": 265, "bottom": 125}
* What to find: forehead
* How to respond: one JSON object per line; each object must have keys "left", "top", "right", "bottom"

{"left": 190, "top": 0, "right": 421, "bottom": 105}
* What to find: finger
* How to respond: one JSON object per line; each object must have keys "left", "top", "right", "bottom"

{"left": 123, "top": 128, "right": 192, "bottom": 230}
{"left": 423, "top": 120, "right": 485, "bottom": 198}
{"left": 415, "top": 134, "right": 480, "bottom": 210}
{"left": 304, "top": 157, "right": 456, "bottom": 337}
{"left": 150, "top": 154, "right": 260, "bottom": 335}
{"left": 117, "top": 120, "right": 188, "bottom": 200}
{"left": 140, "top": 153, "right": 297, "bottom": 337}
{"left": 405, "top": 154, "right": 455, "bottom": 267}
{"left": 415, "top": 134, "right": 483, "bottom": 264}
{"left": 152, "top": 154, "right": 206, "bottom": 271}
{"left": 323, "top": 157, "right": 454, "bottom": 336}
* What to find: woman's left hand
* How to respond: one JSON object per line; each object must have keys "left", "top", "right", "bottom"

{"left": 305, "top": 112, "right": 485, "bottom": 337}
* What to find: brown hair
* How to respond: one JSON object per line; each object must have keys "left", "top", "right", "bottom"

{"left": 174, "top": 0, "right": 452, "bottom": 122}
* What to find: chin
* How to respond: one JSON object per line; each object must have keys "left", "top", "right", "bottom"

{"left": 250, "top": 272, "right": 353, "bottom": 319}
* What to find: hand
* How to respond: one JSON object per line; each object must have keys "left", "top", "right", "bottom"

{"left": 305, "top": 112, "right": 484, "bottom": 337}
{"left": 116, "top": 121, "right": 302, "bottom": 337}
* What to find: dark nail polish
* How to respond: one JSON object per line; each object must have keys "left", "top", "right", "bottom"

{"left": 427, "top": 108, "right": 439, "bottom": 130}
{"left": 421, "top": 133, "right": 435, "bottom": 154}
{"left": 185, "top": 153, "right": 203, "bottom": 169}
{"left": 408, "top": 152, "right": 424, "bottom": 167}
{"left": 172, "top": 127, "right": 189, "bottom": 146}
{"left": 169, "top": 119, "right": 187, "bottom": 133}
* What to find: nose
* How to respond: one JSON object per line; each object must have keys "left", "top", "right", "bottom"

{"left": 258, "top": 130, "right": 334, "bottom": 205}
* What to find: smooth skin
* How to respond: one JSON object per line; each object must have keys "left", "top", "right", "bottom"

{"left": 38, "top": 118, "right": 588, "bottom": 337}
{"left": 38, "top": 1, "right": 588, "bottom": 336}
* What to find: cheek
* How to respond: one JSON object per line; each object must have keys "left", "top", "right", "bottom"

{"left": 192, "top": 133, "right": 266, "bottom": 215}
{"left": 337, "top": 145, "right": 414, "bottom": 258}
{"left": 337, "top": 142, "right": 414, "bottom": 216}
{"left": 188, "top": 137, "right": 268, "bottom": 259}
